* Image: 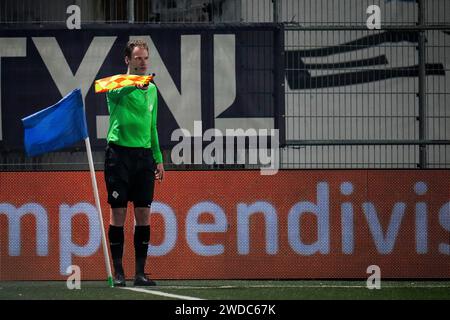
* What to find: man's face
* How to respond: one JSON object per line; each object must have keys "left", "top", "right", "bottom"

{"left": 126, "top": 46, "right": 149, "bottom": 75}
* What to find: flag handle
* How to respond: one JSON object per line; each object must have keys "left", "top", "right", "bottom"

{"left": 84, "top": 137, "right": 114, "bottom": 287}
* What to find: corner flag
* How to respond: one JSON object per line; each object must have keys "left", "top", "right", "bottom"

{"left": 22, "top": 88, "right": 88, "bottom": 157}
{"left": 21, "top": 87, "right": 114, "bottom": 287}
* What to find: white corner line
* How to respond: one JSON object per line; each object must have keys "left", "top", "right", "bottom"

{"left": 120, "top": 287, "right": 205, "bottom": 300}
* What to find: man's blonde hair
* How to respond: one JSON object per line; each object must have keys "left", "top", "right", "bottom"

{"left": 124, "top": 40, "right": 149, "bottom": 58}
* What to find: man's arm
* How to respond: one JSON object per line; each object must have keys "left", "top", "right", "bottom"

{"left": 150, "top": 85, "right": 164, "bottom": 181}
{"left": 106, "top": 86, "right": 136, "bottom": 104}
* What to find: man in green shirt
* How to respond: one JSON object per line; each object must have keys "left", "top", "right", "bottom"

{"left": 104, "top": 40, "right": 164, "bottom": 287}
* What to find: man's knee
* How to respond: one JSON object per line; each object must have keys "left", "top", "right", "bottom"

{"left": 134, "top": 207, "right": 150, "bottom": 225}
{"left": 110, "top": 207, "right": 127, "bottom": 226}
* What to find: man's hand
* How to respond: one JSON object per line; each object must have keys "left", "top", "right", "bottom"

{"left": 155, "top": 163, "right": 165, "bottom": 183}
{"left": 136, "top": 83, "right": 149, "bottom": 90}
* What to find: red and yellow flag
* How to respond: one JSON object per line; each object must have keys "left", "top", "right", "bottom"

{"left": 94, "top": 74, "right": 154, "bottom": 93}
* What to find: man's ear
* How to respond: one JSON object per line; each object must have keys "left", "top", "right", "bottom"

{"left": 125, "top": 56, "right": 129, "bottom": 65}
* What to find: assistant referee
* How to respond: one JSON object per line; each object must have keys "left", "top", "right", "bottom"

{"left": 104, "top": 40, "right": 164, "bottom": 287}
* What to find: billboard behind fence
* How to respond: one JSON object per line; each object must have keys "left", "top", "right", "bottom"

{"left": 0, "top": 24, "right": 284, "bottom": 150}
{"left": 0, "top": 170, "right": 449, "bottom": 280}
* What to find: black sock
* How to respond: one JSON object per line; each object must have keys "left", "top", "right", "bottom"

{"left": 108, "top": 225, "right": 124, "bottom": 275}
{"left": 134, "top": 225, "right": 150, "bottom": 276}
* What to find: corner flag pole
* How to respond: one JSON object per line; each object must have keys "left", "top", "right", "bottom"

{"left": 84, "top": 136, "right": 114, "bottom": 287}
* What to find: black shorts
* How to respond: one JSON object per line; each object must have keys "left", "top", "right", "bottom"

{"left": 104, "top": 143, "right": 156, "bottom": 208}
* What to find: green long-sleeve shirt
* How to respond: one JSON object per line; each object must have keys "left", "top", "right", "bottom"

{"left": 106, "top": 83, "right": 163, "bottom": 164}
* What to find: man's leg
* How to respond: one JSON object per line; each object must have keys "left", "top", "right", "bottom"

{"left": 104, "top": 143, "right": 130, "bottom": 286}
{"left": 133, "top": 207, "right": 155, "bottom": 286}
{"left": 108, "top": 208, "right": 127, "bottom": 286}
{"left": 130, "top": 147, "right": 156, "bottom": 286}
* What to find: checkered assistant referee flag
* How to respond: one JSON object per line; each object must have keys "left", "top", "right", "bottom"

{"left": 94, "top": 74, "right": 154, "bottom": 93}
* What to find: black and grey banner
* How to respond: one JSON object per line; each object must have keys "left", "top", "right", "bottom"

{"left": 0, "top": 24, "right": 284, "bottom": 150}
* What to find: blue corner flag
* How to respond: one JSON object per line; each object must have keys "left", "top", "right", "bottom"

{"left": 22, "top": 88, "right": 88, "bottom": 157}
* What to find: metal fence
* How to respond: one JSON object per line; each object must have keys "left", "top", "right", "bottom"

{"left": 281, "top": 0, "right": 450, "bottom": 168}
{"left": 0, "top": 0, "right": 246, "bottom": 24}
{"left": 0, "top": 0, "right": 449, "bottom": 169}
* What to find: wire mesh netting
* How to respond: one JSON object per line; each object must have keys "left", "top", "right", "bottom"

{"left": 0, "top": 0, "right": 449, "bottom": 169}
